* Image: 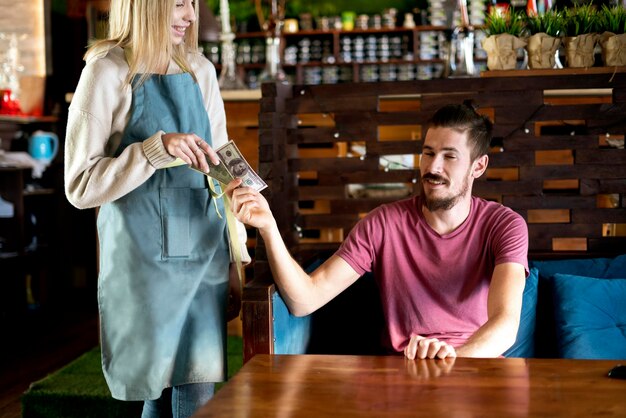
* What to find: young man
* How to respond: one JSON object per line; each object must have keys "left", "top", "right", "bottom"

{"left": 228, "top": 103, "right": 529, "bottom": 360}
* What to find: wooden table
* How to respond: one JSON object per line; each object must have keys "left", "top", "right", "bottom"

{"left": 194, "top": 354, "right": 626, "bottom": 417}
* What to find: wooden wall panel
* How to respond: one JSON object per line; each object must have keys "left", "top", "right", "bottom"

{"left": 256, "top": 73, "right": 626, "bottom": 262}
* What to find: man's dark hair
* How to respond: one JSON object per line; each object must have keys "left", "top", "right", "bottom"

{"left": 429, "top": 101, "right": 493, "bottom": 161}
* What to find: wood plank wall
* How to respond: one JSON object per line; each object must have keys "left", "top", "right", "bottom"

{"left": 256, "top": 74, "right": 626, "bottom": 277}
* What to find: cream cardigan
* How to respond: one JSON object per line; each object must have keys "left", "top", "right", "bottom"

{"left": 64, "top": 46, "right": 250, "bottom": 262}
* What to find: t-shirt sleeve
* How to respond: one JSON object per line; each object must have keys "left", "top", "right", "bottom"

{"left": 492, "top": 209, "right": 529, "bottom": 275}
{"left": 334, "top": 207, "right": 384, "bottom": 275}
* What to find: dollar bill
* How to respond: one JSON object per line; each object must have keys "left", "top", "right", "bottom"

{"left": 189, "top": 156, "right": 235, "bottom": 185}
{"left": 215, "top": 140, "right": 267, "bottom": 192}
{"left": 189, "top": 140, "right": 267, "bottom": 191}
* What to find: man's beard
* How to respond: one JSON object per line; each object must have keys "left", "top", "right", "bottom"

{"left": 420, "top": 172, "right": 470, "bottom": 212}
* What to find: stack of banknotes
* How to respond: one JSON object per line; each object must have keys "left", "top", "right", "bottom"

{"left": 192, "top": 140, "right": 267, "bottom": 192}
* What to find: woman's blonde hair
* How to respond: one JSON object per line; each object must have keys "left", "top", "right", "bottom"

{"left": 85, "top": 0, "right": 199, "bottom": 86}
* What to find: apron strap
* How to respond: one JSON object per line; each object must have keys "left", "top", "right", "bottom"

{"left": 209, "top": 179, "right": 244, "bottom": 290}
{"left": 225, "top": 193, "right": 244, "bottom": 293}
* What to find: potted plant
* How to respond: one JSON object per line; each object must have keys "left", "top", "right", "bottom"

{"left": 525, "top": 9, "right": 565, "bottom": 69}
{"left": 481, "top": 9, "right": 527, "bottom": 70}
{"left": 563, "top": 3, "right": 600, "bottom": 68}
{"left": 598, "top": 4, "right": 626, "bottom": 66}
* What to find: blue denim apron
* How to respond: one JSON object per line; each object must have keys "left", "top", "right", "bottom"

{"left": 97, "top": 72, "right": 230, "bottom": 401}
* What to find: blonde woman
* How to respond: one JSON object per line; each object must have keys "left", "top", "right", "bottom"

{"left": 64, "top": 1, "right": 249, "bottom": 416}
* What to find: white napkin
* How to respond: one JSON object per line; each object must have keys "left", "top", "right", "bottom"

{"left": 0, "top": 150, "right": 47, "bottom": 178}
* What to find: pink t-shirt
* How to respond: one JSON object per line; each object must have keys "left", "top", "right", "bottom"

{"left": 335, "top": 195, "right": 529, "bottom": 353}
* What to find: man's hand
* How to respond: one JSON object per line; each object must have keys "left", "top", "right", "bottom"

{"left": 161, "top": 132, "right": 219, "bottom": 173}
{"left": 228, "top": 183, "right": 276, "bottom": 232}
{"left": 404, "top": 334, "right": 457, "bottom": 360}
{"left": 405, "top": 356, "right": 456, "bottom": 379}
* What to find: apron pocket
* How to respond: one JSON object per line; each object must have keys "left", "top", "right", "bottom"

{"left": 188, "top": 187, "right": 229, "bottom": 259}
{"left": 159, "top": 188, "right": 191, "bottom": 259}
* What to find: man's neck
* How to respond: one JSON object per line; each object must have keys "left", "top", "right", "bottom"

{"left": 421, "top": 196, "right": 473, "bottom": 236}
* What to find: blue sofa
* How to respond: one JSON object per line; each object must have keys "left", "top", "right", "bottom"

{"left": 505, "top": 254, "right": 626, "bottom": 359}
{"left": 271, "top": 255, "right": 626, "bottom": 360}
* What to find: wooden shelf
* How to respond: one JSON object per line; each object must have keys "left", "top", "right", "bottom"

{"left": 0, "top": 115, "right": 58, "bottom": 124}
{"left": 481, "top": 66, "right": 626, "bottom": 78}
{"left": 213, "top": 26, "right": 487, "bottom": 85}
{"left": 282, "top": 26, "right": 450, "bottom": 37}
{"left": 283, "top": 58, "right": 447, "bottom": 68}
{"left": 23, "top": 188, "right": 55, "bottom": 197}
{"left": 236, "top": 27, "right": 453, "bottom": 39}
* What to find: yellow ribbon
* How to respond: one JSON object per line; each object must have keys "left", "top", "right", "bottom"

{"left": 161, "top": 157, "right": 187, "bottom": 169}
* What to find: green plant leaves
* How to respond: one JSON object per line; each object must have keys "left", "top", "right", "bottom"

{"left": 485, "top": 9, "right": 526, "bottom": 37}
{"left": 598, "top": 4, "right": 626, "bottom": 34}
{"left": 526, "top": 10, "right": 565, "bottom": 37}
{"left": 564, "top": 3, "right": 599, "bottom": 36}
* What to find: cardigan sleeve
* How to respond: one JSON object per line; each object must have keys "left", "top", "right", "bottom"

{"left": 64, "top": 48, "right": 175, "bottom": 210}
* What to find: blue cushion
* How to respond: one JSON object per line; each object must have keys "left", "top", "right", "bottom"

{"left": 551, "top": 273, "right": 626, "bottom": 360}
{"left": 530, "top": 254, "right": 626, "bottom": 280}
{"left": 272, "top": 291, "right": 311, "bottom": 355}
{"left": 272, "top": 258, "right": 325, "bottom": 355}
{"left": 531, "top": 257, "right": 612, "bottom": 280}
{"left": 604, "top": 254, "right": 626, "bottom": 278}
{"left": 503, "top": 267, "right": 538, "bottom": 358}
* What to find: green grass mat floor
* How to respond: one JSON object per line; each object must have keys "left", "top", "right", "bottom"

{"left": 21, "top": 336, "right": 243, "bottom": 418}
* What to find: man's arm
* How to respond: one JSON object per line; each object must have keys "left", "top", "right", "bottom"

{"left": 229, "top": 183, "right": 361, "bottom": 316}
{"left": 455, "top": 262, "right": 526, "bottom": 357}
{"left": 406, "top": 262, "right": 525, "bottom": 360}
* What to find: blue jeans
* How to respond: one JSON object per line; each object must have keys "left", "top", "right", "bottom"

{"left": 141, "top": 382, "right": 215, "bottom": 418}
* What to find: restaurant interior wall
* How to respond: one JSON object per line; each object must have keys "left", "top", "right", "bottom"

{"left": 0, "top": 0, "right": 98, "bottom": 332}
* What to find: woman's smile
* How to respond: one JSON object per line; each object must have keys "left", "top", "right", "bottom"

{"left": 172, "top": 25, "right": 188, "bottom": 38}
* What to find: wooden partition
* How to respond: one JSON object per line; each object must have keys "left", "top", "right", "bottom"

{"left": 242, "top": 72, "right": 626, "bottom": 362}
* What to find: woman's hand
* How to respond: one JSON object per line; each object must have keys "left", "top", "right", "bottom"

{"left": 161, "top": 132, "right": 220, "bottom": 173}
{"left": 227, "top": 180, "right": 276, "bottom": 232}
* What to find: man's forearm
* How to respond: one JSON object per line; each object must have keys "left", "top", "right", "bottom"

{"left": 455, "top": 314, "right": 519, "bottom": 357}
{"left": 259, "top": 222, "right": 321, "bottom": 316}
